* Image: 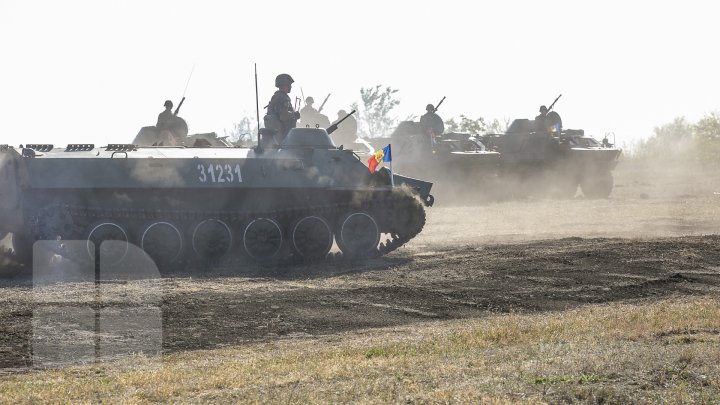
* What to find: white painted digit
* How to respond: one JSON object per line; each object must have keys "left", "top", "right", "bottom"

{"left": 216, "top": 165, "right": 225, "bottom": 183}
{"left": 207, "top": 164, "right": 216, "bottom": 183}
{"left": 234, "top": 164, "right": 242, "bottom": 183}
{"left": 197, "top": 164, "right": 207, "bottom": 183}
{"left": 225, "top": 164, "right": 233, "bottom": 182}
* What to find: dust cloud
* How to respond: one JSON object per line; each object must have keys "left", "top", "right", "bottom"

{"left": 415, "top": 157, "right": 720, "bottom": 247}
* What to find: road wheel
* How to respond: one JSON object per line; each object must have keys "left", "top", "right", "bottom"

{"left": 243, "top": 218, "right": 283, "bottom": 262}
{"left": 192, "top": 219, "right": 232, "bottom": 260}
{"left": 141, "top": 221, "right": 184, "bottom": 267}
{"left": 86, "top": 221, "right": 130, "bottom": 265}
{"left": 291, "top": 216, "right": 333, "bottom": 260}
{"left": 336, "top": 212, "right": 380, "bottom": 259}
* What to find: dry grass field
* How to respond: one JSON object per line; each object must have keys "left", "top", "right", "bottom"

{"left": 0, "top": 157, "right": 719, "bottom": 403}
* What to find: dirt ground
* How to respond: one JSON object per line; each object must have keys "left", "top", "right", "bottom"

{"left": 0, "top": 158, "right": 719, "bottom": 372}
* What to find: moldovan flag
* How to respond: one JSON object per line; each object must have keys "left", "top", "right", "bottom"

{"left": 368, "top": 144, "right": 392, "bottom": 173}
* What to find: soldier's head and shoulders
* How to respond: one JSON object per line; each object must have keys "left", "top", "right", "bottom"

{"left": 422, "top": 104, "right": 442, "bottom": 119}
{"left": 300, "top": 96, "right": 318, "bottom": 115}
{"left": 269, "top": 74, "right": 294, "bottom": 107}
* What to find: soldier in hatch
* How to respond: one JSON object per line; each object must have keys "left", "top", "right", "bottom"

{"left": 156, "top": 100, "right": 178, "bottom": 145}
{"left": 330, "top": 109, "right": 358, "bottom": 146}
{"left": 264, "top": 73, "right": 300, "bottom": 143}
{"left": 419, "top": 103, "right": 444, "bottom": 145}
{"left": 300, "top": 96, "right": 318, "bottom": 121}
{"left": 535, "top": 105, "right": 562, "bottom": 135}
{"left": 535, "top": 105, "right": 548, "bottom": 133}
{"left": 299, "top": 96, "right": 331, "bottom": 129}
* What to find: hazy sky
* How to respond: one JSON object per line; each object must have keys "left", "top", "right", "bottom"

{"left": 1, "top": 0, "right": 718, "bottom": 148}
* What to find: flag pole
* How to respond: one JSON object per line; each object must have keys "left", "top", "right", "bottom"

{"left": 389, "top": 144, "right": 394, "bottom": 187}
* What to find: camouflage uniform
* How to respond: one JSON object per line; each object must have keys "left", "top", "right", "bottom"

{"left": 300, "top": 103, "right": 319, "bottom": 121}
{"left": 156, "top": 102, "right": 180, "bottom": 145}
{"left": 420, "top": 109, "right": 444, "bottom": 136}
{"left": 265, "top": 91, "right": 299, "bottom": 141}
{"left": 156, "top": 108, "right": 175, "bottom": 132}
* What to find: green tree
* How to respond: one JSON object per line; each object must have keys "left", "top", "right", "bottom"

{"left": 693, "top": 112, "right": 720, "bottom": 162}
{"left": 353, "top": 85, "right": 401, "bottom": 138}
{"left": 224, "top": 116, "right": 256, "bottom": 146}
{"left": 444, "top": 116, "right": 508, "bottom": 134}
{"left": 634, "top": 117, "right": 693, "bottom": 159}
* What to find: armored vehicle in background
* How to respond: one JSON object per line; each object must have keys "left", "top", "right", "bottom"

{"left": 480, "top": 118, "right": 622, "bottom": 198}
{"left": 0, "top": 127, "right": 433, "bottom": 273}
{"left": 132, "top": 125, "right": 235, "bottom": 148}
{"left": 372, "top": 121, "right": 500, "bottom": 188}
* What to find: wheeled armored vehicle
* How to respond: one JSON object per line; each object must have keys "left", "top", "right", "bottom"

{"left": 480, "top": 119, "right": 622, "bottom": 198}
{"left": 0, "top": 127, "right": 433, "bottom": 273}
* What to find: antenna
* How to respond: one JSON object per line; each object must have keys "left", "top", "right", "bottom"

{"left": 255, "top": 63, "right": 260, "bottom": 145}
{"left": 173, "top": 64, "right": 195, "bottom": 116}
{"left": 181, "top": 64, "right": 195, "bottom": 99}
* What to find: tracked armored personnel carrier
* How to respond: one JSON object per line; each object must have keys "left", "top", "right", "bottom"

{"left": 0, "top": 128, "right": 433, "bottom": 273}
{"left": 480, "top": 119, "right": 622, "bottom": 198}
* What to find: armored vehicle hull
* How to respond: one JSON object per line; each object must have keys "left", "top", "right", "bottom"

{"left": 372, "top": 122, "right": 501, "bottom": 194}
{"left": 0, "top": 131, "right": 433, "bottom": 273}
{"left": 481, "top": 119, "right": 622, "bottom": 198}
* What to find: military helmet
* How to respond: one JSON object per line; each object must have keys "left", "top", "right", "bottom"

{"left": 306, "top": 96, "right": 314, "bottom": 104}
{"left": 338, "top": 109, "right": 347, "bottom": 116}
{"left": 426, "top": 104, "right": 434, "bottom": 111}
{"left": 539, "top": 105, "right": 548, "bottom": 113}
{"left": 164, "top": 100, "right": 173, "bottom": 108}
{"left": 275, "top": 73, "right": 294, "bottom": 87}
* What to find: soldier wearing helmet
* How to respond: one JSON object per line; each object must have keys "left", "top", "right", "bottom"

{"left": 299, "top": 96, "right": 319, "bottom": 122}
{"left": 419, "top": 103, "right": 444, "bottom": 143}
{"left": 264, "top": 73, "right": 301, "bottom": 143}
{"left": 157, "top": 100, "right": 174, "bottom": 131}
{"left": 330, "top": 109, "right": 358, "bottom": 146}
{"left": 156, "top": 100, "right": 179, "bottom": 145}
{"left": 535, "top": 105, "right": 562, "bottom": 134}
{"left": 299, "top": 95, "right": 331, "bottom": 129}
{"left": 535, "top": 105, "right": 548, "bottom": 133}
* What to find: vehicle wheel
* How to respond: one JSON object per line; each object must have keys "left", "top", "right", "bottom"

{"left": 243, "top": 218, "right": 283, "bottom": 262}
{"left": 86, "top": 221, "right": 130, "bottom": 265}
{"left": 291, "top": 216, "right": 333, "bottom": 260}
{"left": 192, "top": 219, "right": 232, "bottom": 260}
{"left": 141, "top": 221, "right": 184, "bottom": 267}
{"left": 336, "top": 212, "right": 380, "bottom": 258}
{"left": 581, "top": 172, "right": 614, "bottom": 199}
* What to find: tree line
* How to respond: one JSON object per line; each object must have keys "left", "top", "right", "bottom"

{"left": 631, "top": 113, "right": 720, "bottom": 163}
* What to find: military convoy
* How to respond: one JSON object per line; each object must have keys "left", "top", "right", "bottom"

{"left": 376, "top": 111, "right": 621, "bottom": 200}
{"left": 0, "top": 126, "right": 433, "bottom": 273}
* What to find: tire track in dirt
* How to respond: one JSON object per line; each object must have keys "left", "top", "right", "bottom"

{"left": 1, "top": 235, "right": 719, "bottom": 370}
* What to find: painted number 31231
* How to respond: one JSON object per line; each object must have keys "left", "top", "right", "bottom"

{"left": 197, "top": 163, "right": 243, "bottom": 183}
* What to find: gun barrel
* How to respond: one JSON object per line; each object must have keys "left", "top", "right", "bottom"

{"left": 174, "top": 97, "right": 186, "bottom": 116}
{"left": 327, "top": 109, "right": 356, "bottom": 134}
{"left": 547, "top": 94, "right": 562, "bottom": 111}
{"left": 434, "top": 96, "right": 446, "bottom": 112}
